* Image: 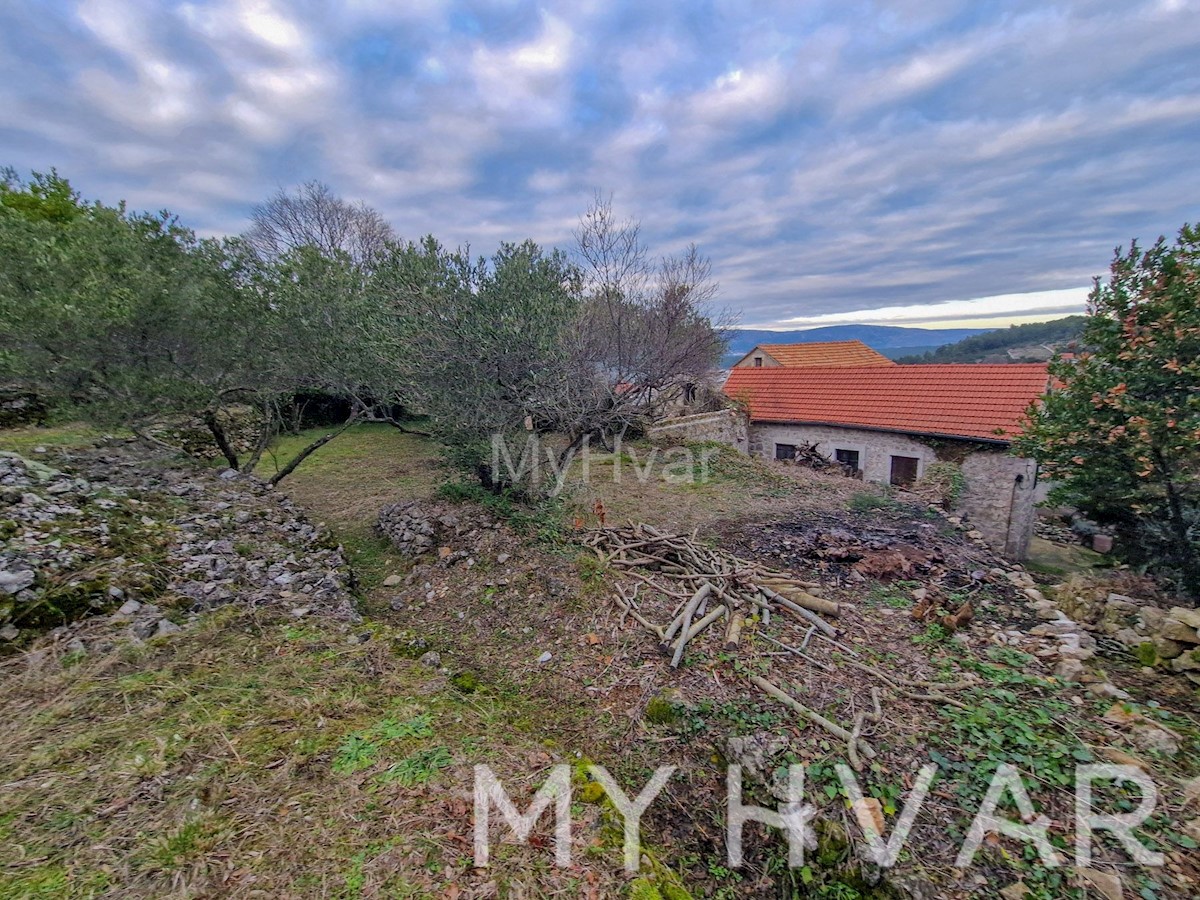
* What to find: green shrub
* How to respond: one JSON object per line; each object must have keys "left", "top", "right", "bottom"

{"left": 849, "top": 492, "right": 895, "bottom": 512}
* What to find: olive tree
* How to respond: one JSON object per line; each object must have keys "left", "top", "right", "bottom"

{"left": 380, "top": 236, "right": 582, "bottom": 492}
{"left": 0, "top": 169, "right": 404, "bottom": 484}
{"left": 379, "top": 197, "right": 728, "bottom": 496}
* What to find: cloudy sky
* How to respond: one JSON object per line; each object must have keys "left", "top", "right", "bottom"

{"left": 3, "top": 1, "right": 1198, "bottom": 329}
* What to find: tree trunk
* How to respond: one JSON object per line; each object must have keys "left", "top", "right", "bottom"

{"left": 556, "top": 430, "right": 590, "bottom": 469}
{"left": 287, "top": 398, "right": 306, "bottom": 435}
{"left": 1153, "top": 449, "right": 1200, "bottom": 594}
{"left": 267, "top": 410, "right": 362, "bottom": 486}
{"left": 203, "top": 410, "right": 241, "bottom": 470}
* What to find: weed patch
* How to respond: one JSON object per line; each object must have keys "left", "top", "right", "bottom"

{"left": 848, "top": 491, "right": 898, "bottom": 512}
{"left": 376, "top": 746, "right": 453, "bottom": 786}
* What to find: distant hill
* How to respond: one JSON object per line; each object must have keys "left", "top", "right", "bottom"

{"left": 723, "top": 324, "right": 993, "bottom": 365}
{"left": 894, "top": 316, "right": 1088, "bottom": 364}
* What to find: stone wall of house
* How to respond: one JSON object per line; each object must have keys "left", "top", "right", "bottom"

{"left": 747, "top": 422, "right": 1037, "bottom": 559}
{"left": 954, "top": 453, "right": 1038, "bottom": 559}
{"left": 748, "top": 422, "right": 939, "bottom": 483}
{"left": 645, "top": 409, "right": 748, "bottom": 453}
{"left": 735, "top": 350, "right": 782, "bottom": 368}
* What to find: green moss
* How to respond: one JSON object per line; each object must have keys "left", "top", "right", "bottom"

{"left": 636, "top": 848, "right": 695, "bottom": 900}
{"left": 644, "top": 696, "right": 680, "bottom": 726}
{"left": 389, "top": 630, "right": 432, "bottom": 659}
{"left": 628, "top": 878, "right": 664, "bottom": 900}
{"left": 815, "top": 820, "right": 850, "bottom": 867}
{"left": 1135, "top": 642, "right": 1159, "bottom": 667}
{"left": 19, "top": 576, "right": 109, "bottom": 629}
{"left": 578, "top": 780, "right": 605, "bottom": 804}
{"left": 626, "top": 872, "right": 693, "bottom": 900}
{"left": 450, "top": 671, "right": 479, "bottom": 693}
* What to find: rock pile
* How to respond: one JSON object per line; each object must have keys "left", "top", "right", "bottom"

{"left": 1036, "top": 577, "right": 1200, "bottom": 686}
{"left": 1, "top": 442, "right": 358, "bottom": 655}
{"left": 377, "top": 501, "right": 465, "bottom": 557}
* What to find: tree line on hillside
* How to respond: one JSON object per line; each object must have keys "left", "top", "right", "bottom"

{"left": 896, "top": 316, "right": 1087, "bottom": 364}
{"left": 0, "top": 169, "right": 727, "bottom": 493}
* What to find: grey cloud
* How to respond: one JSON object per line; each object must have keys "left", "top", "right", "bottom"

{"left": 1, "top": 0, "right": 1197, "bottom": 325}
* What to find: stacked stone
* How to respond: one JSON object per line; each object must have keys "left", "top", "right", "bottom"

{"left": 2, "top": 443, "right": 358, "bottom": 652}
{"left": 1055, "top": 588, "right": 1200, "bottom": 686}
{"left": 1147, "top": 607, "right": 1200, "bottom": 681}
{"left": 377, "top": 501, "right": 460, "bottom": 557}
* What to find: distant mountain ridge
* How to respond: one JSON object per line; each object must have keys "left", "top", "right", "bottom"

{"left": 894, "top": 316, "right": 1087, "bottom": 364}
{"left": 725, "top": 324, "right": 994, "bottom": 360}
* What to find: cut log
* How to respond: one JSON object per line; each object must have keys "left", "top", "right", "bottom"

{"left": 761, "top": 583, "right": 840, "bottom": 616}
{"left": 677, "top": 604, "right": 726, "bottom": 647}
{"left": 667, "top": 583, "right": 712, "bottom": 665}
{"left": 760, "top": 586, "right": 838, "bottom": 637}
{"left": 758, "top": 575, "right": 822, "bottom": 590}
{"left": 723, "top": 612, "right": 745, "bottom": 652}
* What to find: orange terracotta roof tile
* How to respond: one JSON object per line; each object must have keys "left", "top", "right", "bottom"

{"left": 741, "top": 340, "right": 896, "bottom": 367}
{"left": 723, "top": 364, "right": 1050, "bottom": 442}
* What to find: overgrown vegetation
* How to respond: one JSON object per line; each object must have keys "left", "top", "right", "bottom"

{"left": 0, "top": 169, "right": 405, "bottom": 484}
{"left": 0, "top": 173, "right": 726, "bottom": 494}
{"left": 910, "top": 461, "right": 966, "bottom": 507}
{"left": 1015, "top": 224, "right": 1200, "bottom": 597}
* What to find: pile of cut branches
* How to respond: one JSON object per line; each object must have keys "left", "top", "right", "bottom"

{"left": 585, "top": 523, "right": 981, "bottom": 766}
{"left": 583, "top": 523, "right": 841, "bottom": 667}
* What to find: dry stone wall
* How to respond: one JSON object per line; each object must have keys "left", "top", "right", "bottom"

{"left": 645, "top": 409, "right": 748, "bottom": 452}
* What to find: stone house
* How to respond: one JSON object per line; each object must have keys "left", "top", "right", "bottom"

{"left": 723, "top": 364, "right": 1051, "bottom": 559}
{"left": 731, "top": 340, "right": 896, "bottom": 369}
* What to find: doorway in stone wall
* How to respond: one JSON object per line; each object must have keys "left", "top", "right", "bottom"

{"left": 889, "top": 455, "right": 919, "bottom": 486}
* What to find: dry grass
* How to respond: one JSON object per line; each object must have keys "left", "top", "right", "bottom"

{"left": 0, "top": 606, "right": 627, "bottom": 898}
{"left": 567, "top": 440, "right": 867, "bottom": 535}
{"left": 258, "top": 424, "right": 443, "bottom": 527}
{"left": 5, "top": 426, "right": 1200, "bottom": 899}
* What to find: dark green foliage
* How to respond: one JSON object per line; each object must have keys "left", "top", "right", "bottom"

{"left": 1014, "top": 224, "right": 1200, "bottom": 595}
{"left": 0, "top": 168, "right": 403, "bottom": 482}
{"left": 380, "top": 236, "right": 582, "bottom": 493}
{"left": 1, "top": 169, "right": 724, "bottom": 501}
{"left": 896, "top": 316, "right": 1086, "bottom": 364}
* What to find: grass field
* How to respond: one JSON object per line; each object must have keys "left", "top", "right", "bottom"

{"left": 1, "top": 424, "right": 638, "bottom": 898}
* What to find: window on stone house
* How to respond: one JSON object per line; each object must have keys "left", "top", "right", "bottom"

{"left": 774, "top": 443, "right": 797, "bottom": 461}
{"left": 753, "top": 356, "right": 763, "bottom": 367}
{"left": 834, "top": 448, "right": 860, "bottom": 471}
